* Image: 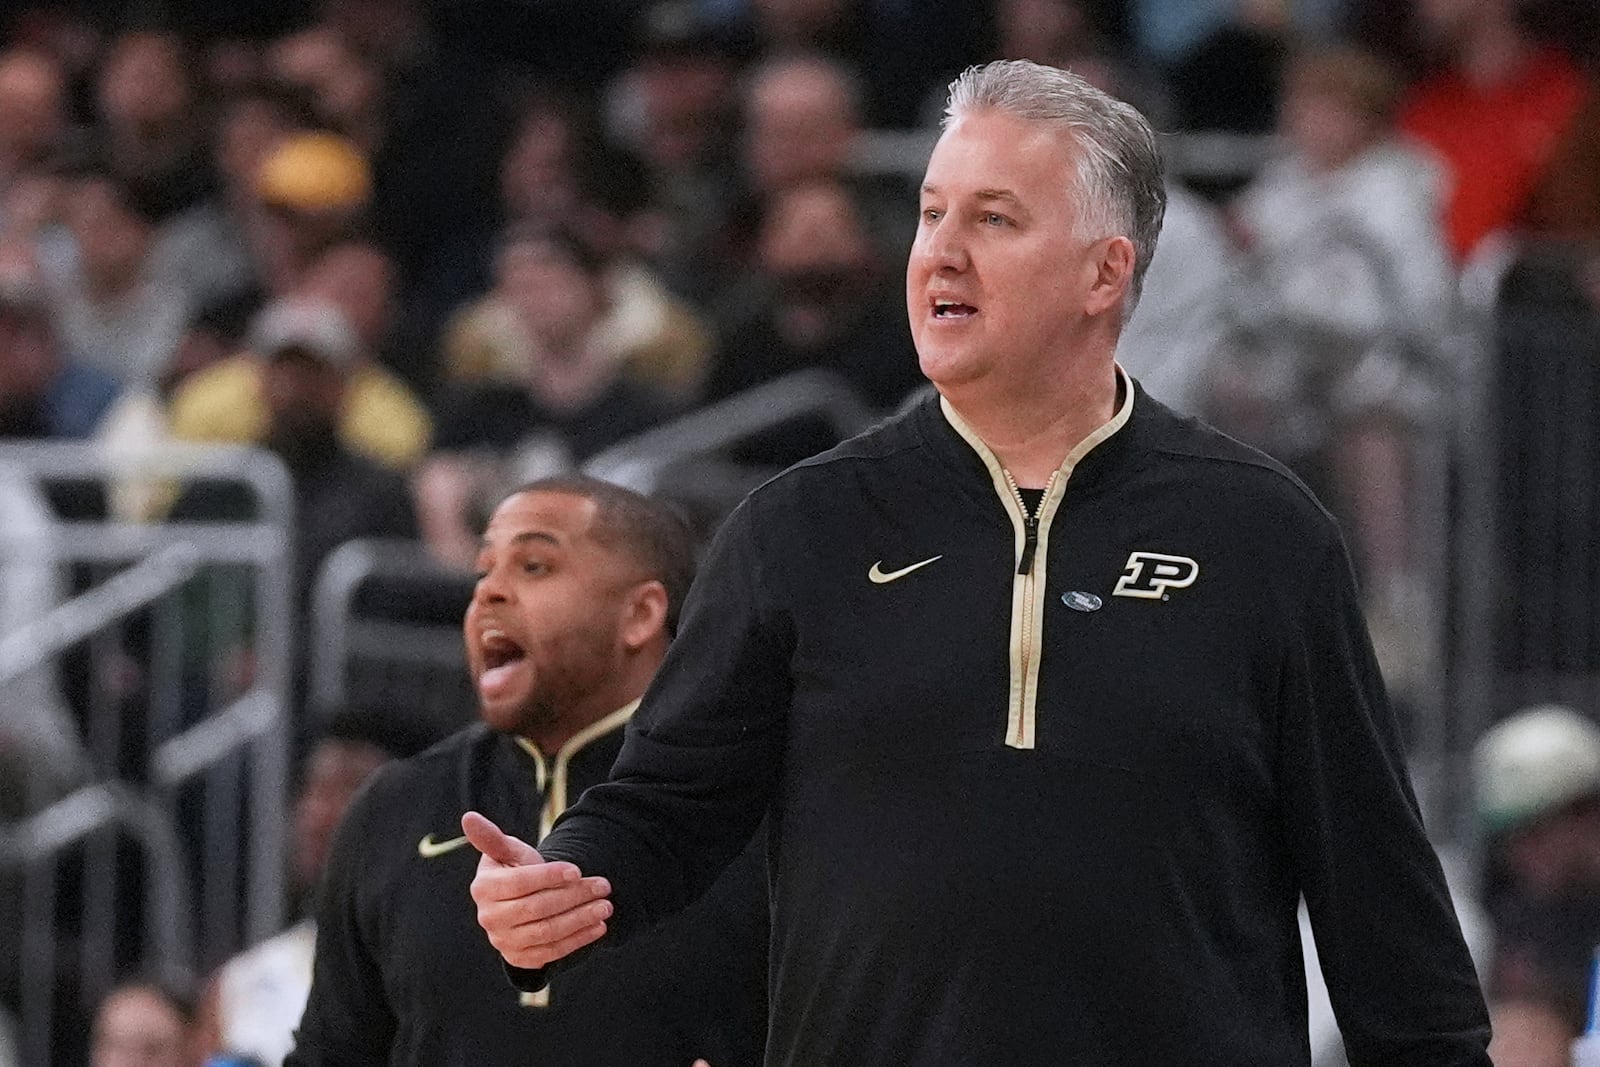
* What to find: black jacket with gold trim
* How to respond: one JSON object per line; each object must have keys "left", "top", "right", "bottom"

{"left": 286, "top": 712, "right": 768, "bottom": 1067}
{"left": 530, "top": 376, "right": 1490, "bottom": 1066}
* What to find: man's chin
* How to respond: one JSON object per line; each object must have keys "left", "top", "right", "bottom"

{"left": 478, "top": 696, "right": 532, "bottom": 735}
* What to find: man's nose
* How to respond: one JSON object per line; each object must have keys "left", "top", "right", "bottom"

{"left": 473, "top": 567, "right": 510, "bottom": 604}
{"left": 918, "top": 221, "right": 969, "bottom": 273}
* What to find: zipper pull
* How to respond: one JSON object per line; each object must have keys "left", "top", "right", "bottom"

{"left": 1018, "top": 510, "right": 1039, "bottom": 575}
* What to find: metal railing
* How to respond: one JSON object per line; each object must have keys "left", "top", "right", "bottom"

{"left": 1451, "top": 237, "right": 1600, "bottom": 735}
{"left": 308, "top": 539, "right": 474, "bottom": 736}
{"left": 0, "top": 441, "right": 294, "bottom": 1067}
{"left": 585, "top": 368, "right": 878, "bottom": 496}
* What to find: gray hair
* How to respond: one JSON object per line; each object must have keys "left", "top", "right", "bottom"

{"left": 944, "top": 60, "right": 1166, "bottom": 313}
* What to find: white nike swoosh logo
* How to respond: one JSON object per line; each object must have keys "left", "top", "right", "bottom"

{"left": 868, "top": 555, "right": 944, "bottom": 584}
{"left": 417, "top": 833, "right": 470, "bottom": 859}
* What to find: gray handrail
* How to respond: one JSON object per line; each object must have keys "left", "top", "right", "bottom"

{"left": 0, "top": 543, "right": 200, "bottom": 684}
{"left": 0, "top": 440, "right": 294, "bottom": 528}
{"left": 309, "top": 539, "right": 464, "bottom": 713}
{"left": 1446, "top": 237, "right": 1521, "bottom": 843}
{"left": 0, "top": 779, "right": 195, "bottom": 967}
{"left": 152, "top": 688, "right": 280, "bottom": 788}
{"left": 584, "top": 369, "right": 877, "bottom": 493}
{"left": 0, "top": 439, "right": 297, "bottom": 958}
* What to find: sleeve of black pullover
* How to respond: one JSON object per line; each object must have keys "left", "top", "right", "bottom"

{"left": 284, "top": 779, "right": 396, "bottom": 1067}
{"left": 1279, "top": 539, "right": 1491, "bottom": 1067}
{"left": 528, "top": 498, "right": 792, "bottom": 975}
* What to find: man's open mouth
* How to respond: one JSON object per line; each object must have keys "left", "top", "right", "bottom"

{"left": 481, "top": 630, "right": 527, "bottom": 671}
{"left": 933, "top": 300, "right": 977, "bottom": 319}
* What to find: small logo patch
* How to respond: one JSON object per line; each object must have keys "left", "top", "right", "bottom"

{"left": 1062, "top": 591, "right": 1103, "bottom": 612}
{"left": 417, "top": 833, "right": 470, "bottom": 859}
{"left": 1112, "top": 552, "right": 1200, "bottom": 600}
{"left": 867, "top": 555, "right": 943, "bottom": 584}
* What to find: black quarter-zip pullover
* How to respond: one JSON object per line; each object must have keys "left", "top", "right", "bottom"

{"left": 531, "top": 374, "right": 1490, "bottom": 1066}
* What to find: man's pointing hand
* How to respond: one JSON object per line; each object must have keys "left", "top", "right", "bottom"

{"left": 464, "top": 810, "right": 613, "bottom": 969}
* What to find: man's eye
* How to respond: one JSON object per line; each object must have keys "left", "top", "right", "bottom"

{"left": 982, "top": 212, "right": 1008, "bottom": 227}
{"left": 921, "top": 208, "right": 942, "bottom": 224}
{"left": 522, "top": 561, "right": 547, "bottom": 575}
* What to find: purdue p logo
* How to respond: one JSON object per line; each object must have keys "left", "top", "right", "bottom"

{"left": 1112, "top": 552, "right": 1200, "bottom": 600}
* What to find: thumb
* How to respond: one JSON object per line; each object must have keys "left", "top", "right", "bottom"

{"left": 462, "top": 810, "right": 542, "bottom": 866}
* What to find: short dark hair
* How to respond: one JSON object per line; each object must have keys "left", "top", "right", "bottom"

{"left": 510, "top": 477, "right": 698, "bottom": 636}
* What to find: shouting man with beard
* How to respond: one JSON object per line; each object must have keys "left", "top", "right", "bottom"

{"left": 285, "top": 478, "right": 767, "bottom": 1067}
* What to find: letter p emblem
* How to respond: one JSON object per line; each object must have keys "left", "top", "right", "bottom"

{"left": 1112, "top": 552, "right": 1200, "bottom": 600}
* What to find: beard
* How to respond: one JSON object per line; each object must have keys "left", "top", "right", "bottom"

{"left": 490, "top": 616, "right": 620, "bottom": 744}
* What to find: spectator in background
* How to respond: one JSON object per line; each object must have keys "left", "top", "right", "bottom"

{"left": 0, "top": 272, "right": 118, "bottom": 440}
{"left": 1475, "top": 705, "right": 1600, "bottom": 1021}
{"left": 1127, "top": 0, "right": 1314, "bottom": 132}
{"left": 604, "top": 4, "right": 743, "bottom": 306}
{"left": 167, "top": 297, "right": 420, "bottom": 725}
{"left": 93, "top": 30, "right": 215, "bottom": 222}
{"left": 45, "top": 165, "right": 190, "bottom": 392}
{"left": 249, "top": 131, "right": 371, "bottom": 297}
{"left": 1399, "top": 0, "right": 1591, "bottom": 262}
{"left": 146, "top": 80, "right": 314, "bottom": 311}
{"left": 723, "top": 0, "right": 990, "bottom": 127}
{"left": 1225, "top": 44, "right": 1456, "bottom": 688}
{"left": 90, "top": 979, "right": 198, "bottom": 1067}
{"left": 708, "top": 177, "right": 920, "bottom": 410}
{"left": 195, "top": 710, "right": 427, "bottom": 1067}
{"left": 0, "top": 48, "right": 71, "bottom": 227}
{"left": 171, "top": 298, "right": 419, "bottom": 613}
{"left": 417, "top": 228, "right": 670, "bottom": 568}
{"left": 168, "top": 240, "right": 430, "bottom": 472}
{"left": 162, "top": 292, "right": 259, "bottom": 401}
{"left": 1114, "top": 181, "right": 1235, "bottom": 415}
{"left": 267, "top": 26, "right": 386, "bottom": 156}
{"left": 278, "top": 0, "right": 506, "bottom": 389}
{"left": 735, "top": 52, "right": 912, "bottom": 275}
{"left": 475, "top": 102, "right": 713, "bottom": 402}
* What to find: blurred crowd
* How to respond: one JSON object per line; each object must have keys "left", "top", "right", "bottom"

{"left": 3, "top": 0, "right": 1600, "bottom": 1064}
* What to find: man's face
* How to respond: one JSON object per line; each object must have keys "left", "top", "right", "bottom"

{"left": 291, "top": 737, "right": 390, "bottom": 890}
{"left": 745, "top": 66, "right": 855, "bottom": 193}
{"left": 97, "top": 32, "right": 189, "bottom": 131}
{"left": 464, "top": 491, "right": 641, "bottom": 737}
{"left": 90, "top": 988, "right": 187, "bottom": 1067}
{"left": 300, "top": 245, "right": 394, "bottom": 351}
{"left": 66, "top": 178, "right": 151, "bottom": 283}
{"left": 0, "top": 51, "right": 66, "bottom": 163}
{"left": 497, "top": 242, "right": 605, "bottom": 359}
{"left": 907, "top": 108, "right": 1106, "bottom": 392}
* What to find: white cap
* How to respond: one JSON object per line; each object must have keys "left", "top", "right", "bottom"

{"left": 250, "top": 299, "right": 359, "bottom": 371}
{"left": 1473, "top": 704, "right": 1600, "bottom": 834}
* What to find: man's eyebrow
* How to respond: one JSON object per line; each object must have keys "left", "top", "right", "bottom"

{"left": 479, "top": 530, "right": 562, "bottom": 550}
{"left": 973, "top": 188, "right": 1021, "bottom": 204}
{"left": 919, "top": 184, "right": 1022, "bottom": 205}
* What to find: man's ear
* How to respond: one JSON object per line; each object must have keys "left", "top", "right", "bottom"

{"left": 619, "top": 579, "right": 670, "bottom": 651}
{"left": 1084, "top": 235, "right": 1135, "bottom": 318}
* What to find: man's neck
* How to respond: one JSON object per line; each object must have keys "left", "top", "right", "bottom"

{"left": 943, "top": 356, "right": 1120, "bottom": 488}
{"left": 520, "top": 691, "right": 639, "bottom": 757}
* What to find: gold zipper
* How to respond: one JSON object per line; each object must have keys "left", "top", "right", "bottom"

{"left": 1002, "top": 469, "right": 1058, "bottom": 748}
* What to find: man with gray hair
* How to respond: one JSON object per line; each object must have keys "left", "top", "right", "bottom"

{"left": 468, "top": 60, "right": 1490, "bottom": 1064}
